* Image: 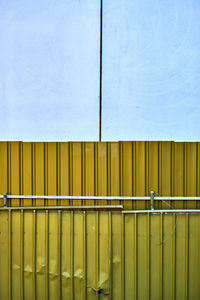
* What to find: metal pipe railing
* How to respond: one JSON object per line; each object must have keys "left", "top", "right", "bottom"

{"left": 3, "top": 195, "right": 150, "bottom": 200}
{"left": 0, "top": 205, "right": 123, "bottom": 211}
{"left": 2, "top": 194, "right": 200, "bottom": 200}
{"left": 123, "top": 209, "right": 200, "bottom": 214}
{"left": 154, "top": 197, "right": 200, "bottom": 200}
{"left": 1, "top": 192, "right": 200, "bottom": 210}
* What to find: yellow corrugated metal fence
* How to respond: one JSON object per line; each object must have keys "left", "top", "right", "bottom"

{"left": 0, "top": 211, "right": 200, "bottom": 300}
{"left": 1, "top": 141, "right": 200, "bottom": 299}
{"left": 0, "top": 141, "right": 200, "bottom": 209}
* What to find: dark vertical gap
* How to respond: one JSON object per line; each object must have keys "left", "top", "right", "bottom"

{"left": 69, "top": 143, "right": 73, "bottom": 206}
{"left": 94, "top": 143, "right": 96, "bottom": 200}
{"left": 99, "top": 0, "right": 103, "bottom": 141}
{"left": 132, "top": 142, "right": 134, "bottom": 210}
{"left": 171, "top": 142, "right": 174, "bottom": 209}
{"left": 31, "top": 143, "right": 35, "bottom": 206}
{"left": 183, "top": 142, "right": 186, "bottom": 209}
{"left": 19, "top": 142, "right": 22, "bottom": 207}
{"left": 44, "top": 143, "right": 48, "bottom": 206}
{"left": 7, "top": 142, "right": 11, "bottom": 206}
{"left": 69, "top": 143, "right": 71, "bottom": 206}
{"left": 81, "top": 142, "right": 85, "bottom": 205}
{"left": 56, "top": 142, "right": 59, "bottom": 205}
{"left": 158, "top": 142, "right": 160, "bottom": 209}
{"left": 196, "top": 143, "right": 199, "bottom": 208}
{"left": 145, "top": 142, "right": 148, "bottom": 209}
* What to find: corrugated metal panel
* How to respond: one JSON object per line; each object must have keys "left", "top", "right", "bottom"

{"left": 0, "top": 211, "right": 200, "bottom": 299}
{"left": 0, "top": 141, "right": 200, "bottom": 209}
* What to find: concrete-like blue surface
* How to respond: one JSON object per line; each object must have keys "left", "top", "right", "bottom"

{"left": 102, "top": 0, "right": 200, "bottom": 141}
{"left": 0, "top": 0, "right": 200, "bottom": 141}
{"left": 0, "top": 0, "right": 100, "bottom": 141}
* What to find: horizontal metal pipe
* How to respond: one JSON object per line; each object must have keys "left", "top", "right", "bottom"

{"left": 4, "top": 195, "right": 150, "bottom": 200}
{"left": 0, "top": 205, "right": 123, "bottom": 211}
{"left": 2, "top": 194, "right": 200, "bottom": 201}
{"left": 123, "top": 209, "right": 200, "bottom": 214}
{"left": 154, "top": 197, "right": 200, "bottom": 200}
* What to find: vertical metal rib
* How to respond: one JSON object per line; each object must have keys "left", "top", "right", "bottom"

{"left": 95, "top": 212, "right": 99, "bottom": 300}
{"left": 109, "top": 212, "right": 112, "bottom": 299}
{"left": 185, "top": 214, "right": 189, "bottom": 300}
{"left": 58, "top": 211, "right": 62, "bottom": 300}
{"left": 121, "top": 214, "right": 125, "bottom": 300}
{"left": 134, "top": 214, "right": 137, "bottom": 300}
{"left": 8, "top": 210, "right": 12, "bottom": 300}
{"left": 83, "top": 212, "right": 87, "bottom": 300}
{"left": 172, "top": 214, "right": 176, "bottom": 300}
{"left": 70, "top": 212, "right": 74, "bottom": 300}
{"left": 147, "top": 213, "right": 150, "bottom": 300}
{"left": 160, "top": 214, "right": 163, "bottom": 300}
{"left": 33, "top": 210, "right": 36, "bottom": 300}
{"left": 45, "top": 210, "right": 49, "bottom": 300}
{"left": 20, "top": 210, "right": 24, "bottom": 300}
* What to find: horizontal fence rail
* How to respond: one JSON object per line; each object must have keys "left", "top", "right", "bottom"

{"left": 3, "top": 195, "right": 151, "bottom": 200}
{"left": 2, "top": 193, "right": 200, "bottom": 211}
{"left": 3, "top": 195, "right": 200, "bottom": 200}
{"left": 123, "top": 209, "right": 200, "bottom": 214}
{"left": 1, "top": 141, "right": 200, "bottom": 210}
{"left": 0, "top": 205, "right": 123, "bottom": 211}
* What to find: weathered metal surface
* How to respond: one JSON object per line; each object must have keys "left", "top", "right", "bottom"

{"left": 0, "top": 141, "right": 200, "bottom": 209}
{"left": 0, "top": 211, "right": 200, "bottom": 300}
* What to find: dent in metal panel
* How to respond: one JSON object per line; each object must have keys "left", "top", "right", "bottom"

{"left": 0, "top": 212, "right": 200, "bottom": 299}
{"left": 86, "top": 212, "right": 97, "bottom": 299}
{"left": 99, "top": 213, "right": 110, "bottom": 295}
{"left": 36, "top": 212, "right": 46, "bottom": 300}
{"left": 61, "top": 212, "right": 72, "bottom": 299}
{"left": 74, "top": 212, "right": 84, "bottom": 300}
{"left": 49, "top": 211, "right": 59, "bottom": 300}
{"left": 11, "top": 212, "right": 21, "bottom": 300}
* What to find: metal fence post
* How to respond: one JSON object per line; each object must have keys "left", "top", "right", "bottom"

{"left": 4, "top": 193, "right": 7, "bottom": 207}
{"left": 150, "top": 191, "right": 155, "bottom": 210}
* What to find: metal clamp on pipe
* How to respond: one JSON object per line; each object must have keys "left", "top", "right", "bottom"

{"left": 3, "top": 193, "right": 7, "bottom": 207}
{"left": 150, "top": 191, "right": 155, "bottom": 210}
